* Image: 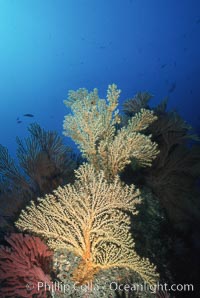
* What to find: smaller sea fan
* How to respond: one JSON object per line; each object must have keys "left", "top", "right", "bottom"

{"left": 123, "top": 92, "right": 152, "bottom": 115}
{"left": 0, "top": 233, "right": 53, "bottom": 298}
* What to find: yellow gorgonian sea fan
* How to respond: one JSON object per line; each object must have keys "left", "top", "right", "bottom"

{"left": 63, "top": 84, "right": 159, "bottom": 180}
{"left": 16, "top": 163, "right": 159, "bottom": 285}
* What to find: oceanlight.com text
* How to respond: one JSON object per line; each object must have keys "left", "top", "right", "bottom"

{"left": 110, "top": 281, "right": 194, "bottom": 294}
{"left": 25, "top": 280, "right": 195, "bottom": 295}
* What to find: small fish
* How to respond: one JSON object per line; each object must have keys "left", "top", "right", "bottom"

{"left": 23, "top": 113, "right": 34, "bottom": 117}
{"left": 168, "top": 82, "right": 176, "bottom": 93}
{"left": 16, "top": 117, "right": 22, "bottom": 123}
{"left": 161, "top": 64, "right": 167, "bottom": 68}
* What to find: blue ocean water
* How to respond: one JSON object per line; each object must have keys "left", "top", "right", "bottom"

{"left": 0, "top": 0, "right": 200, "bottom": 157}
{"left": 1, "top": 2, "right": 200, "bottom": 297}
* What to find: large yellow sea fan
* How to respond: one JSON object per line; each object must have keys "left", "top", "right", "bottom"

{"left": 16, "top": 163, "right": 159, "bottom": 285}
